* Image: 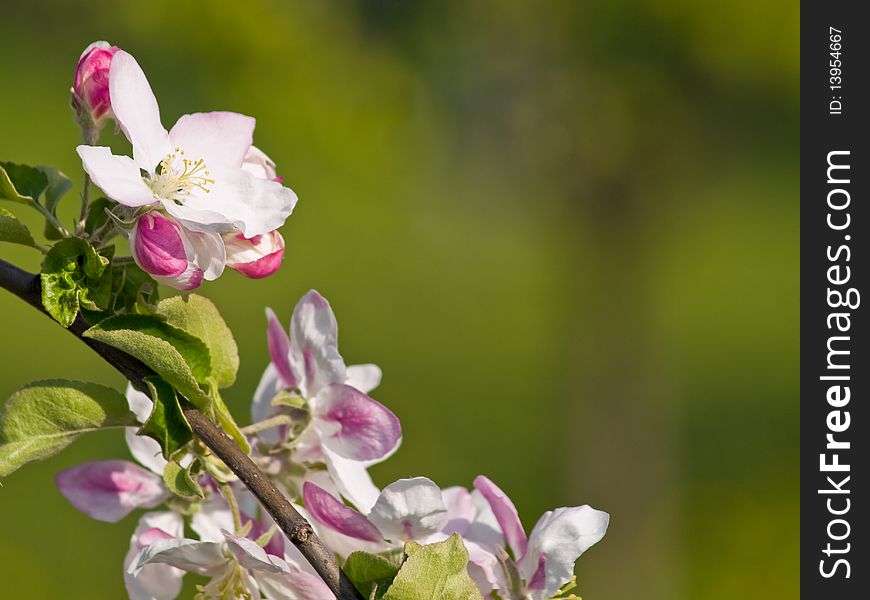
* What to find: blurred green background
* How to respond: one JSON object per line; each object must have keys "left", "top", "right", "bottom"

{"left": 0, "top": 1, "right": 798, "bottom": 598}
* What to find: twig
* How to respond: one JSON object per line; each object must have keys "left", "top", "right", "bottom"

{"left": 0, "top": 257, "right": 363, "bottom": 600}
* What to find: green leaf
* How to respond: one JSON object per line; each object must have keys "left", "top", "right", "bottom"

{"left": 162, "top": 459, "right": 203, "bottom": 499}
{"left": 139, "top": 377, "right": 193, "bottom": 459}
{"left": 83, "top": 314, "right": 212, "bottom": 409}
{"left": 39, "top": 167, "right": 72, "bottom": 213}
{"left": 0, "top": 162, "right": 48, "bottom": 205}
{"left": 0, "top": 380, "right": 137, "bottom": 477}
{"left": 381, "top": 534, "right": 483, "bottom": 600}
{"left": 85, "top": 316, "right": 211, "bottom": 405}
{"left": 40, "top": 238, "right": 110, "bottom": 327}
{"left": 344, "top": 551, "right": 402, "bottom": 599}
{"left": 0, "top": 207, "right": 38, "bottom": 249}
{"left": 157, "top": 295, "right": 239, "bottom": 388}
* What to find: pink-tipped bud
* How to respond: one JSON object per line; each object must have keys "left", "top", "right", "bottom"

{"left": 224, "top": 230, "right": 285, "bottom": 279}
{"left": 241, "top": 146, "right": 283, "bottom": 184}
{"left": 71, "top": 41, "right": 120, "bottom": 135}
{"left": 130, "top": 213, "right": 204, "bottom": 291}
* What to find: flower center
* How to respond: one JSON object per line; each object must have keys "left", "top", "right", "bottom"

{"left": 148, "top": 147, "right": 215, "bottom": 204}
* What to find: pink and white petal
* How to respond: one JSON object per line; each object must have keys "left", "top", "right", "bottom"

{"left": 465, "top": 489, "right": 507, "bottom": 550}
{"left": 302, "top": 482, "right": 383, "bottom": 543}
{"left": 254, "top": 563, "right": 335, "bottom": 600}
{"left": 125, "top": 511, "right": 185, "bottom": 600}
{"left": 321, "top": 446, "right": 380, "bottom": 514}
{"left": 368, "top": 477, "right": 448, "bottom": 542}
{"left": 221, "top": 530, "right": 283, "bottom": 574}
{"left": 191, "top": 497, "right": 235, "bottom": 543}
{"left": 76, "top": 146, "right": 157, "bottom": 207}
{"left": 289, "top": 290, "right": 345, "bottom": 397}
{"left": 294, "top": 501, "right": 385, "bottom": 558}
{"left": 463, "top": 539, "right": 500, "bottom": 597}
{"left": 266, "top": 308, "right": 297, "bottom": 389}
{"left": 518, "top": 506, "right": 609, "bottom": 600}
{"left": 169, "top": 112, "right": 255, "bottom": 170}
{"left": 128, "top": 538, "right": 227, "bottom": 577}
{"left": 313, "top": 384, "right": 401, "bottom": 462}
{"left": 184, "top": 227, "right": 226, "bottom": 280}
{"left": 473, "top": 476, "right": 528, "bottom": 561}
{"left": 441, "top": 486, "right": 474, "bottom": 537}
{"left": 108, "top": 51, "right": 171, "bottom": 171}
{"left": 126, "top": 428, "right": 168, "bottom": 475}
{"left": 164, "top": 167, "right": 297, "bottom": 237}
{"left": 345, "top": 364, "right": 382, "bottom": 394}
{"left": 56, "top": 460, "right": 167, "bottom": 523}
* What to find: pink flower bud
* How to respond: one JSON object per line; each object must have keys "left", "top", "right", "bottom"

{"left": 130, "top": 213, "right": 204, "bottom": 291}
{"left": 71, "top": 41, "right": 120, "bottom": 130}
{"left": 224, "top": 230, "right": 285, "bottom": 279}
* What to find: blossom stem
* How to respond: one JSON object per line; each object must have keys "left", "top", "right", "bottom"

{"left": 220, "top": 482, "right": 244, "bottom": 533}
{"left": 77, "top": 173, "right": 92, "bottom": 233}
{"left": 239, "top": 414, "right": 295, "bottom": 435}
{"left": 0, "top": 257, "right": 365, "bottom": 600}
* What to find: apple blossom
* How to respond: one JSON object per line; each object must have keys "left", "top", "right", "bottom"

{"left": 460, "top": 476, "right": 610, "bottom": 600}
{"left": 76, "top": 49, "right": 297, "bottom": 285}
{"left": 129, "top": 509, "right": 334, "bottom": 600}
{"left": 251, "top": 290, "right": 400, "bottom": 510}
{"left": 71, "top": 41, "right": 120, "bottom": 134}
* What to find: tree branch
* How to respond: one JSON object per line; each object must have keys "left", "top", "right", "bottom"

{"left": 0, "top": 257, "right": 363, "bottom": 600}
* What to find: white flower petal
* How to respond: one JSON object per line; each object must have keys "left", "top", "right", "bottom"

{"left": 164, "top": 166, "right": 297, "bottom": 237}
{"left": 345, "top": 364, "right": 382, "bottom": 394}
{"left": 109, "top": 51, "right": 171, "bottom": 171}
{"left": 77, "top": 145, "right": 157, "bottom": 207}
{"left": 191, "top": 497, "right": 235, "bottom": 543}
{"left": 128, "top": 538, "right": 227, "bottom": 577}
{"left": 184, "top": 227, "right": 226, "bottom": 280}
{"left": 368, "top": 477, "right": 448, "bottom": 542}
{"left": 321, "top": 446, "right": 381, "bottom": 514}
{"left": 169, "top": 112, "right": 255, "bottom": 170}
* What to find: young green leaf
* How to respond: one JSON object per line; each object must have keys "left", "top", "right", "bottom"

{"left": 162, "top": 459, "right": 204, "bottom": 499}
{"left": 83, "top": 314, "right": 212, "bottom": 410}
{"left": 0, "top": 162, "right": 49, "bottom": 205}
{"left": 0, "top": 380, "right": 137, "bottom": 477}
{"left": 41, "top": 238, "right": 110, "bottom": 327}
{"left": 381, "top": 534, "right": 483, "bottom": 600}
{"left": 344, "top": 551, "right": 402, "bottom": 599}
{"left": 0, "top": 208, "right": 39, "bottom": 249}
{"left": 139, "top": 377, "right": 193, "bottom": 459}
{"left": 157, "top": 295, "right": 239, "bottom": 388}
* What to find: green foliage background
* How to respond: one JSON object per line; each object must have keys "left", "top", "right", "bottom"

{"left": 0, "top": 1, "right": 798, "bottom": 598}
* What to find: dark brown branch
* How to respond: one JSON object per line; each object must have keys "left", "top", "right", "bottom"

{"left": 0, "top": 258, "right": 363, "bottom": 600}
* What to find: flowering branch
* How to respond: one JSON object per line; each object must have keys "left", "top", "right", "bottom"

{"left": 0, "top": 257, "right": 364, "bottom": 600}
